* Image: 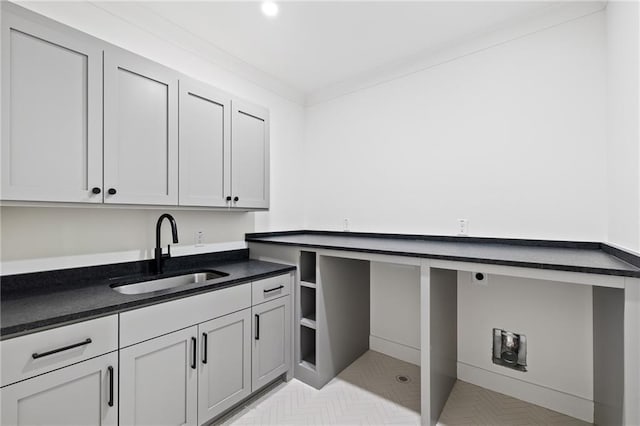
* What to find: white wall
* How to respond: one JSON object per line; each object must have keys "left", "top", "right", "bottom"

{"left": 304, "top": 11, "right": 607, "bottom": 242}
{"left": 0, "top": 207, "right": 253, "bottom": 262}
{"left": 1, "top": 1, "right": 305, "bottom": 266}
{"left": 606, "top": 0, "right": 640, "bottom": 253}
{"left": 370, "top": 262, "right": 421, "bottom": 365}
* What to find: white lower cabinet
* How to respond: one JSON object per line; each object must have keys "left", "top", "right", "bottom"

{"left": 2, "top": 276, "right": 291, "bottom": 426}
{"left": 0, "top": 351, "right": 118, "bottom": 426}
{"left": 252, "top": 295, "right": 291, "bottom": 391}
{"left": 198, "top": 309, "right": 251, "bottom": 423}
{"left": 119, "top": 326, "right": 198, "bottom": 426}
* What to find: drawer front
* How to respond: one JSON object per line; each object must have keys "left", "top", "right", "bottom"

{"left": 1, "top": 315, "right": 118, "bottom": 387}
{"left": 120, "top": 283, "right": 252, "bottom": 348}
{"left": 252, "top": 274, "right": 291, "bottom": 306}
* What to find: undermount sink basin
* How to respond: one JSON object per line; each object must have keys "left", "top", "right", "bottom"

{"left": 111, "top": 270, "right": 228, "bottom": 295}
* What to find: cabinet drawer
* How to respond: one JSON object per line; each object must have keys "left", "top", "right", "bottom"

{"left": 120, "top": 283, "right": 251, "bottom": 348}
{"left": 252, "top": 274, "right": 291, "bottom": 306}
{"left": 1, "top": 315, "right": 118, "bottom": 387}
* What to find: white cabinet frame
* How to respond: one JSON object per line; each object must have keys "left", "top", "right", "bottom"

{"left": 1, "top": 7, "right": 103, "bottom": 203}
{"left": 103, "top": 47, "right": 179, "bottom": 206}
{"left": 1, "top": 352, "right": 118, "bottom": 426}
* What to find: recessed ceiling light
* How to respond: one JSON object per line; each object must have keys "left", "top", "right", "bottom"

{"left": 261, "top": 1, "right": 279, "bottom": 18}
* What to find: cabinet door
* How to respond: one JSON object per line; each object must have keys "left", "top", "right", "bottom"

{"left": 103, "top": 47, "right": 178, "bottom": 205}
{"left": 120, "top": 326, "right": 197, "bottom": 426}
{"left": 1, "top": 7, "right": 103, "bottom": 203}
{"left": 252, "top": 296, "right": 291, "bottom": 391}
{"left": 179, "top": 78, "right": 231, "bottom": 207}
{"left": 198, "top": 309, "right": 251, "bottom": 424}
{"left": 1, "top": 351, "right": 117, "bottom": 426}
{"left": 231, "top": 100, "right": 269, "bottom": 209}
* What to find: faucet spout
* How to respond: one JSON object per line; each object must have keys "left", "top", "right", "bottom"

{"left": 155, "top": 213, "right": 179, "bottom": 275}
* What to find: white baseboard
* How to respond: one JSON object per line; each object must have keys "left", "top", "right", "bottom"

{"left": 370, "top": 335, "right": 420, "bottom": 366}
{"left": 457, "top": 362, "right": 593, "bottom": 423}
{"left": 1, "top": 241, "right": 248, "bottom": 275}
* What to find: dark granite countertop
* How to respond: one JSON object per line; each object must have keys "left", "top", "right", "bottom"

{"left": 246, "top": 231, "right": 640, "bottom": 278}
{"left": 1, "top": 249, "right": 295, "bottom": 340}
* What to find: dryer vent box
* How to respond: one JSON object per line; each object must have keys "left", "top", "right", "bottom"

{"left": 492, "top": 328, "right": 527, "bottom": 372}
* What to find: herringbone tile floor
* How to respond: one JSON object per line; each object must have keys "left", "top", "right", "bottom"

{"left": 438, "top": 381, "right": 590, "bottom": 426}
{"left": 217, "top": 350, "right": 590, "bottom": 425}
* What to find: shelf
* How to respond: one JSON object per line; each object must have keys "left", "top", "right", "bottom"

{"left": 300, "top": 286, "right": 316, "bottom": 320}
{"left": 300, "top": 280, "right": 317, "bottom": 289}
{"left": 300, "top": 251, "right": 317, "bottom": 284}
{"left": 300, "top": 325, "right": 316, "bottom": 369}
{"left": 300, "top": 357, "right": 316, "bottom": 371}
{"left": 300, "top": 315, "right": 316, "bottom": 330}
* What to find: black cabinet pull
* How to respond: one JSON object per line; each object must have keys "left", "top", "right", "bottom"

{"left": 202, "top": 333, "right": 207, "bottom": 364}
{"left": 226, "top": 196, "right": 232, "bottom": 202}
{"left": 107, "top": 366, "right": 114, "bottom": 407}
{"left": 233, "top": 196, "right": 239, "bottom": 202}
{"left": 191, "top": 337, "right": 197, "bottom": 369}
{"left": 32, "top": 338, "right": 92, "bottom": 359}
{"left": 263, "top": 285, "right": 284, "bottom": 294}
{"left": 91, "top": 187, "right": 101, "bottom": 194}
{"left": 255, "top": 314, "right": 260, "bottom": 340}
{"left": 107, "top": 188, "right": 117, "bottom": 195}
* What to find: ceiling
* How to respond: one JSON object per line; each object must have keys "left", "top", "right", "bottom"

{"left": 83, "top": 1, "right": 605, "bottom": 103}
{"left": 132, "top": 1, "right": 564, "bottom": 94}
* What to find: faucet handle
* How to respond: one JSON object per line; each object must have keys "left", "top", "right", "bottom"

{"left": 164, "top": 244, "right": 172, "bottom": 258}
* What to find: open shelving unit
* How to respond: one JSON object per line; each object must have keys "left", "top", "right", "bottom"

{"left": 298, "top": 251, "right": 318, "bottom": 373}
{"left": 295, "top": 251, "right": 370, "bottom": 389}
{"left": 300, "top": 287, "right": 317, "bottom": 329}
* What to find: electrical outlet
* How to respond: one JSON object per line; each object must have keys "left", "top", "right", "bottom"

{"left": 343, "top": 218, "right": 350, "bottom": 232}
{"left": 195, "top": 230, "right": 205, "bottom": 247}
{"left": 458, "top": 219, "right": 469, "bottom": 236}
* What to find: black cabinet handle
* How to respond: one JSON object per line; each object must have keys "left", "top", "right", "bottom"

{"left": 263, "top": 285, "right": 284, "bottom": 294}
{"left": 233, "top": 196, "right": 239, "bottom": 202}
{"left": 191, "top": 337, "right": 197, "bottom": 369}
{"left": 32, "top": 338, "right": 92, "bottom": 359}
{"left": 226, "top": 196, "right": 232, "bottom": 202}
{"left": 202, "top": 333, "right": 207, "bottom": 364}
{"left": 107, "top": 366, "right": 114, "bottom": 407}
{"left": 91, "top": 187, "right": 101, "bottom": 194}
{"left": 255, "top": 314, "right": 260, "bottom": 340}
{"left": 107, "top": 188, "right": 117, "bottom": 195}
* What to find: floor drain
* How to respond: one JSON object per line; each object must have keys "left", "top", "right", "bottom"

{"left": 395, "top": 374, "right": 411, "bottom": 383}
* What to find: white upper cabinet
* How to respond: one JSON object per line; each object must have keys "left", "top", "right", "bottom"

{"left": 231, "top": 100, "right": 270, "bottom": 209}
{"left": 179, "top": 77, "right": 231, "bottom": 207}
{"left": 103, "top": 47, "right": 178, "bottom": 205}
{"left": 1, "top": 7, "right": 103, "bottom": 203}
{"left": 2, "top": 4, "right": 270, "bottom": 210}
{"left": 180, "top": 82, "right": 271, "bottom": 210}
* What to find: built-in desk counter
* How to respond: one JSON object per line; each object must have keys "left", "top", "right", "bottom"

{"left": 247, "top": 231, "right": 640, "bottom": 426}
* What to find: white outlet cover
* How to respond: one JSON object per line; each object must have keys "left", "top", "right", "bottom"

{"left": 458, "top": 219, "right": 469, "bottom": 236}
{"left": 195, "top": 231, "right": 205, "bottom": 247}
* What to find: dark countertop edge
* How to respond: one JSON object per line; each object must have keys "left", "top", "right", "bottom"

{"left": 246, "top": 234, "right": 640, "bottom": 278}
{"left": 601, "top": 243, "right": 640, "bottom": 269}
{"left": 246, "top": 230, "right": 603, "bottom": 249}
{"left": 0, "top": 266, "right": 295, "bottom": 340}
